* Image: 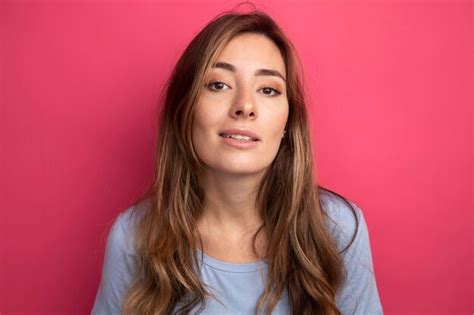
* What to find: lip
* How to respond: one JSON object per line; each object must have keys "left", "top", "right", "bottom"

{"left": 218, "top": 128, "right": 260, "bottom": 141}
{"left": 220, "top": 136, "right": 259, "bottom": 149}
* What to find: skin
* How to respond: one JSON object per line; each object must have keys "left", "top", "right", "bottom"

{"left": 192, "top": 33, "right": 289, "bottom": 262}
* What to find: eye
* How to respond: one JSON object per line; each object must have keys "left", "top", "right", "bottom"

{"left": 206, "top": 81, "right": 230, "bottom": 92}
{"left": 260, "top": 87, "right": 282, "bottom": 97}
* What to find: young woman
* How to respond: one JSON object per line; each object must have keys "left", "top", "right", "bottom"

{"left": 92, "top": 9, "right": 383, "bottom": 315}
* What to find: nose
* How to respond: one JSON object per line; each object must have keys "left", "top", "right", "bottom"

{"left": 230, "top": 87, "right": 258, "bottom": 119}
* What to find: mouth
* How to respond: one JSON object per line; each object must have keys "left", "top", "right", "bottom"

{"left": 219, "top": 133, "right": 260, "bottom": 142}
{"left": 218, "top": 133, "right": 260, "bottom": 149}
{"left": 218, "top": 128, "right": 261, "bottom": 141}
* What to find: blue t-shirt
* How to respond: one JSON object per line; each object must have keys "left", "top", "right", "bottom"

{"left": 91, "top": 191, "right": 383, "bottom": 314}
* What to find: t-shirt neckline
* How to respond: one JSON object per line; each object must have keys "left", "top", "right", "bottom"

{"left": 196, "top": 248, "right": 268, "bottom": 273}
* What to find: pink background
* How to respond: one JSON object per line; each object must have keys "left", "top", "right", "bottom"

{"left": 1, "top": 1, "right": 472, "bottom": 314}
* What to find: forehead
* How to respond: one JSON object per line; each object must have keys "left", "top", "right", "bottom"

{"left": 214, "top": 33, "right": 286, "bottom": 77}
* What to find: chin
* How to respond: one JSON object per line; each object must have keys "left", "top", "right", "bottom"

{"left": 207, "top": 163, "right": 267, "bottom": 176}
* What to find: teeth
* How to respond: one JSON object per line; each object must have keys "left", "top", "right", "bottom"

{"left": 224, "top": 134, "right": 253, "bottom": 141}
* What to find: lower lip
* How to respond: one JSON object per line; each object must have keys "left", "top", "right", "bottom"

{"left": 220, "top": 136, "right": 259, "bottom": 149}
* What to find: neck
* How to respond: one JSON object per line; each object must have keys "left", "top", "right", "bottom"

{"left": 198, "top": 169, "right": 266, "bottom": 234}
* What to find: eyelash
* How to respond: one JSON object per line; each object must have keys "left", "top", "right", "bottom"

{"left": 206, "top": 81, "right": 282, "bottom": 97}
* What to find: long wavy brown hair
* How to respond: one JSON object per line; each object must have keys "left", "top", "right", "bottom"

{"left": 121, "top": 7, "right": 359, "bottom": 315}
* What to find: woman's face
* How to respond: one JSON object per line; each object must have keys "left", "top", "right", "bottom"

{"left": 192, "top": 33, "right": 289, "bottom": 176}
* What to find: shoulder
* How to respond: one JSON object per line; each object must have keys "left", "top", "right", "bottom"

{"left": 319, "top": 188, "right": 368, "bottom": 254}
{"left": 91, "top": 203, "right": 148, "bottom": 314}
{"left": 108, "top": 201, "right": 147, "bottom": 256}
{"left": 319, "top": 189, "right": 383, "bottom": 313}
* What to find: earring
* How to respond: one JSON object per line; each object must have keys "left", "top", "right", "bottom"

{"left": 282, "top": 130, "right": 287, "bottom": 138}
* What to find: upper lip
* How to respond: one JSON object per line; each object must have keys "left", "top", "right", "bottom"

{"left": 219, "top": 128, "right": 260, "bottom": 141}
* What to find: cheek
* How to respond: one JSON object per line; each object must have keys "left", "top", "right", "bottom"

{"left": 191, "top": 103, "right": 223, "bottom": 155}
{"left": 258, "top": 106, "right": 288, "bottom": 155}
{"left": 261, "top": 104, "right": 289, "bottom": 135}
{"left": 193, "top": 104, "right": 217, "bottom": 134}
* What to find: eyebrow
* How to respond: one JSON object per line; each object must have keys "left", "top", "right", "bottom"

{"left": 212, "top": 61, "right": 286, "bottom": 82}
